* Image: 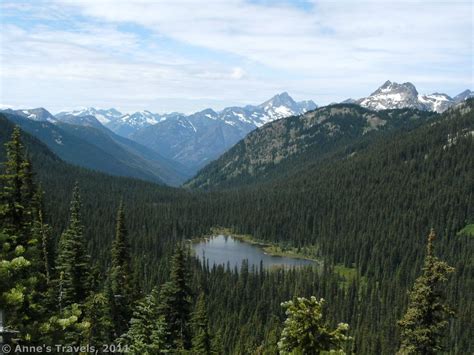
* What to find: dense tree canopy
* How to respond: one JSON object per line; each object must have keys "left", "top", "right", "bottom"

{"left": 0, "top": 100, "right": 472, "bottom": 353}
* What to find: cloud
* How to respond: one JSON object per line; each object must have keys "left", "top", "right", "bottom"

{"left": 58, "top": 0, "right": 472, "bottom": 71}
{"left": 231, "top": 67, "right": 246, "bottom": 80}
{"left": 0, "top": 0, "right": 472, "bottom": 112}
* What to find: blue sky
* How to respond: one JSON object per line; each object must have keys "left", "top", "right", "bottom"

{"left": 0, "top": 0, "right": 472, "bottom": 114}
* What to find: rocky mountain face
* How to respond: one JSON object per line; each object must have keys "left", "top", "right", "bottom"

{"left": 185, "top": 104, "right": 438, "bottom": 189}
{"left": 349, "top": 81, "right": 471, "bottom": 113}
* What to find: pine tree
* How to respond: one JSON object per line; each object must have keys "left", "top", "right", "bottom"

{"left": 278, "top": 296, "right": 351, "bottom": 354}
{"left": 119, "top": 288, "right": 168, "bottom": 354}
{"left": 158, "top": 245, "right": 193, "bottom": 350}
{"left": 191, "top": 292, "right": 212, "bottom": 354}
{"left": 397, "top": 229, "right": 455, "bottom": 354}
{"left": 108, "top": 199, "right": 134, "bottom": 338}
{"left": 55, "top": 183, "right": 90, "bottom": 309}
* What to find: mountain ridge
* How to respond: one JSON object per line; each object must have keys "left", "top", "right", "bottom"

{"left": 185, "top": 104, "right": 440, "bottom": 189}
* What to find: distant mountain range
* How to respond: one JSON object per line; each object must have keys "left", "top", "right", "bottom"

{"left": 2, "top": 82, "right": 471, "bottom": 186}
{"left": 43, "top": 93, "right": 317, "bottom": 172}
{"left": 345, "top": 80, "right": 472, "bottom": 112}
{"left": 1, "top": 92, "right": 317, "bottom": 183}
{"left": 130, "top": 93, "right": 317, "bottom": 170}
{"left": 57, "top": 92, "right": 317, "bottom": 138}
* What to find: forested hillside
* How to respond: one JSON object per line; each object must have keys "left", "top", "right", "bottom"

{"left": 1, "top": 112, "right": 190, "bottom": 186}
{"left": 186, "top": 105, "right": 437, "bottom": 189}
{"left": 0, "top": 100, "right": 472, "bottom": 353}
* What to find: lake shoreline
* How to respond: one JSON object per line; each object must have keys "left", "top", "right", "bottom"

{"left": 191, "top": 227, "right": 320, "bottom": 263}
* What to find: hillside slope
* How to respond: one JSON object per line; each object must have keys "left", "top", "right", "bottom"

{"left": 1, "top": 112, "right": 190, "bottom": 185}
{"left": 186, "top": 104, "right": 437, "bottom": 189}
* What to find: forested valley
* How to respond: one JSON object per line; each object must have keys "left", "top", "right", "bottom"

{"left": 1, "top": 100, "right": 473, "bottom": 354}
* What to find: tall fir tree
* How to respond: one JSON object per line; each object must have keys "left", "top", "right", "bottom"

{"left": 158, "top": 245, "right": 193, "bottom": 350}
{"left": 397, "top": 229, "right": 455, "bottom": 354}
{"left": 108, "top": 199, "right": 134, "bottom": 338}
{"left": 191, "top": 292, "right": 212, "bottom": 355}
{"left": 55, "top": 183, "right": 91, "bottom": 309}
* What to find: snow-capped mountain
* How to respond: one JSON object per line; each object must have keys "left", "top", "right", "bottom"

{"left": 55, "top": 108, "right": 164, "bottom": 137}
{"left": 56, "top": 107, "right": 122, "bottom": 125}
{"left": 117, "top": 111, "right": 162, "bottom": 127}
{"left": 355, "top": 81, "right": 471, "bottom": 113}
{"left": 55, "top": 92, "right": 317, "bottom": 139}
{"left": 57, "top": 114, "right": 104, "bottom": 129}
{"left": 258, "top": 92, "right": 316, "bottom": 124}
{"left": 107, "top": 111, "right": 163, "bottom": 137}
{"left": 4, "top": 108, "right": 57, "bottom": 122}
{"left": 358, "top": 81, "right": 425, "bottom": 111}
{"left": 453, "top": 89, "right": 473, "bottom": 103}
{"left": 212, "top": 92, "right": 316, "bottom": 129}
{"left": 418, "top": 93, "right": 453, "bottom": 113}
{"left": 130, "top": 93, "right": 317, "bottom": 171}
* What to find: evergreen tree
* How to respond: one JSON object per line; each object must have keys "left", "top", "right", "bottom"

{"left": 83, "top": 292, "right": 113, "bottom": 346}
{"left": 158, "top": 245, "right": 193, "bottom": 350}
{"left": 108, "top": 199, "right": 134, "bottom": 338}
{"left": 31, "top": 189, "right": 52, "bottom": 285}
{"left": 191, "top": 292, "right": 212, "bottom": 354}
{"left": 39, "top": 303, "right": 89, "bottom": 346}
{"left": 119, "top": 288, "right": 168, "bottom": 354}
{"left": 1, "top": 127, "right": 28, "bottom": 237}
{"left": 278, "top": 296, "right": 351, "bottom": 355}
{"left": 0, "top": 127, "right": 49, "bottom": 342}
{"left": 211, "top": 329, "right": 225, "bottom": 355}
{"left": 397, "top": 229, "right": 455, "bottom": 354}
{"left": 55, "top": 183, "right": 90, "bottom": 309}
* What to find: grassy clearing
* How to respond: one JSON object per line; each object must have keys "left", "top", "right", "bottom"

{"left": 334, "top": 264, "right": 358, "bottom": 281}
{"left": 458, "top": 224, "right": 474, "bottom": 237}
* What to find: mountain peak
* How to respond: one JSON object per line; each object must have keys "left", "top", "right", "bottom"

{"left": 453, "top": 89, "right": 473, "bottom": 103}
{"left": 260, "top": 92, "right": 297, "bottom": 108}
{"left": 380, "top": 80, "right": 392, "bottom": 88}
{"left": 276, "top": 91, "right": 291, "bottom": 99}
{"left": 371, "top": 80, "right": 418, "bottom": 96}
{"left": 196, "top": 108, "right": 218, "bottom": 117}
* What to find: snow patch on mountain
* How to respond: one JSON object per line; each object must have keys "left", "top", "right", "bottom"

{"left": 355, "top": 81, "right": 472, "bottom": 113}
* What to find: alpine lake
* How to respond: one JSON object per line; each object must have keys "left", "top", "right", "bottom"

{"left": 192, "top": 234, "right": 317, "bottom": 271}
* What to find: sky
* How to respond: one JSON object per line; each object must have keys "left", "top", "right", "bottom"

{"left": 0, "top": 0, "right": 472, "bottom": 114}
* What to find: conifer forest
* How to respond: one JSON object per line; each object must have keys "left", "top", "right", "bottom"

{"left": 0, "top": 2, "right": 473, "bottom": 354}
{"left": 1, "top": 98, "right": 473, "bottom": 354}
